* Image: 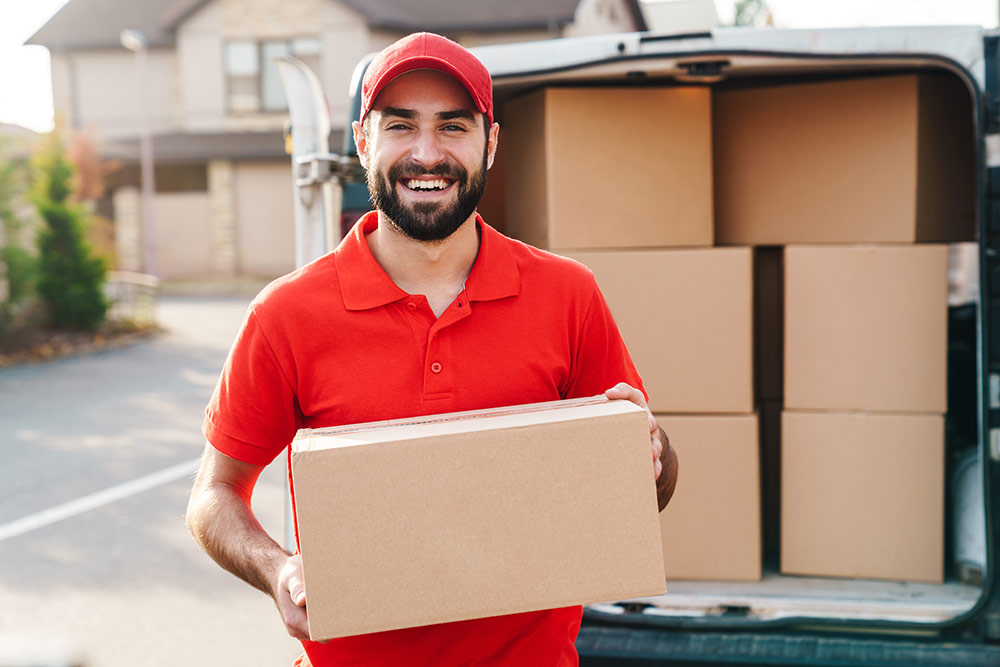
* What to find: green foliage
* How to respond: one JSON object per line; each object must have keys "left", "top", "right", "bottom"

{"left": 0, "top": 136, "right": 36, "bottom": 312}
{"left": 1, "top": 244, "right": 36, "bottom": 303}
{"left": 30, "top": 133, "right": 108, "bottom": 331}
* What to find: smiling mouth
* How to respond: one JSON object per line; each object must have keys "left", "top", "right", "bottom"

{"left": 402, "top": 178, "right": 453, "bottom": 192}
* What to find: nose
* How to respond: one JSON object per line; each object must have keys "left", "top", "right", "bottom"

{"left": 408, "top": 128, "right": 446, "bottom": 169}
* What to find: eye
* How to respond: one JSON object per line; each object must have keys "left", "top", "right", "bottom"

{"left": 442, "top": 123, "right": 468, "bottom": 133}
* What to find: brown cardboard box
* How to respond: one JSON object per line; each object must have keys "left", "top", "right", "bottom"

{"left": 714, "top": 74, "right": 975, "bottom": 245}
{"left": 566, "top": 248, "right": 753, "bottom": 413}
{"left": 656, "top": 413, "right": 761, "bottom": 581}
{"left": 784, "top": 245, "right": 948, "bottom": 413}
{"left": 502, "top": 87, "right": 713, "bottom": 250}
{"left": 477, "top": 130, "right": 507, "bottom": 234}
{"left": 781, "top": 410, "right": 944, "bottom": 583}
{"left": 291, "top": 397, "right": 666, "bottom": 641}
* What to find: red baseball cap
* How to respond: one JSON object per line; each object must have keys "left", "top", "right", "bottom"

{"left": 360, "top": 32, "right": 494, "bottom": 125}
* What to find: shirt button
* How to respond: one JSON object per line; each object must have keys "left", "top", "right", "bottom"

{"left": 430, "top": 361, "right": 443, "bottom": 373}
{"left": 406, "top": 302, "right": 417, "bottom": 311}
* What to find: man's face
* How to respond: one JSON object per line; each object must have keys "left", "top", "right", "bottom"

{"left": 354, "top": 70, "right": 498, "bottom": 242}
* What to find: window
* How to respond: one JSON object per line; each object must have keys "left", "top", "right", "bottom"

{"left": 224, "top": 37, "right": 322, "bottom": 113}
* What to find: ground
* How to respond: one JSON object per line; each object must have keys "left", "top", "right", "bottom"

{"left": 0, "top": 319, "right": 159, "bottom": 367}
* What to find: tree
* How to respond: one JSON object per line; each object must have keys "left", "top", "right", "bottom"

{"left": 30, "top": 132, "right": 108, "bottom": 331}
{"left": 0, "top": 135, "right": 37, "bottom": 328}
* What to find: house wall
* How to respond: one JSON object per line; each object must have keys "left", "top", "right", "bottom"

{"left": 52, "top": 48, "right": 177, "bottom": 140}
{"left": 208, "top": 159, "right": 238, "bottom": 276}
{"left": 215, "top": 0, "right": 325, "bottom": 132}
{"left": 113, "top": 187, "right": 142, "bottom": 272}
{"left": 233, "top": 161, "right": 296, "bottom": 277}
{"left": 114, "top": 187, "right": 214, "bottom": 278}
{"left": 220, "top": 0, "right": 324, "bottom": 38}
{"left": 49, "top": 53, "right": 75, "bottom": 128}
{"left": 153, "top": 192, "right": 214, "bottom": 277}
{"left": 176, "top": 1, "right": 227, "bottom": 132}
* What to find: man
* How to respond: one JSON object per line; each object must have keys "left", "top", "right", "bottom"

{"left": 187, "top": 32, "right": 677, "bottom": 666}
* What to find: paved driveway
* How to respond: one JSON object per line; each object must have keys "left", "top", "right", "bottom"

{"left": 0, "top": 297, "right": 302, "bottom": 666}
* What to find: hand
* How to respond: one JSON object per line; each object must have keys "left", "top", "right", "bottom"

{"left": 274, "top": 554, "right": 311, "bottom": 642}
{"left": 605, "top": 382, "right": 664, "bottom": 480}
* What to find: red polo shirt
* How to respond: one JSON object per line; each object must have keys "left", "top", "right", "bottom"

{"left": 204, "top": 212, "right": 644, "bottom": 666}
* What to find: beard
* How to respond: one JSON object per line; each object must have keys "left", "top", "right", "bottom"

{"left": 368, "top": 149, "right": 487, "bottom": 243}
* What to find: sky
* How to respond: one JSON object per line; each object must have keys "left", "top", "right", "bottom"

{"left": 0, "top": 0, "right": 998, "bottom": 133}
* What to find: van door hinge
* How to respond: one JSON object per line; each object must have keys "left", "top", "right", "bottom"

{"left": 987, "top": 97, "right": 1000, "bottom": 134}
{"left": 986, "top": 35, "right": 1000, "bottom": 132}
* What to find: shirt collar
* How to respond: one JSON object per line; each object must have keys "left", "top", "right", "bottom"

{"left": 336, "top": 212, "right": 520, "bottom": 311}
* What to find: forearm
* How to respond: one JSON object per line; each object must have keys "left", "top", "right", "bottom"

{"left": 186, "top": 477, "right": 289, "bottom": 598}
{"left": 655, "top": 427, "right": 677, "bottom": 512}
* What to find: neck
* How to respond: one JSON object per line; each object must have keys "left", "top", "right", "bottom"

{"left": 367, "top": 212, "right": 481, "bottom": 317}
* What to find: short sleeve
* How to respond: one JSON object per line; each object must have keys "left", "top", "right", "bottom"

{"left": 203, "top": 305, "right": 300, "bottom": 466}
{"left": 564, "top": 284, "right": 647, "bottom": 401}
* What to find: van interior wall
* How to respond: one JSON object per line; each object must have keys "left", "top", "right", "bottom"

{"left": 486, "top": 64, "right": 984, "bottom": 624}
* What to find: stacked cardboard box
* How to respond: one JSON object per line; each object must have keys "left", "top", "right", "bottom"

{"left": 503, "top": 87, "right": 713, "bottom": 249}
{"left": 712, "top": 74, "right": 968, "bottom": 584}
{"left": 503, "top": 86, "right": 761, "bottom": 582}
{"left": 500, "top": 72, "right": 972, "bottom": 585}
{"left": 713, "top": 73, "right": 975, "bottom": 245}
{"left": 780, "top": 246, "right": 948, "bottom": 583}
{"left": 563, "top": 249, "right": 761, "bottom": 582}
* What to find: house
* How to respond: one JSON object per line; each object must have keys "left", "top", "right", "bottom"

{"left": 28, "top": 0, "right": 650, "bottom": 280}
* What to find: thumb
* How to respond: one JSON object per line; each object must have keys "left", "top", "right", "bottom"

{"left": 290, "top": 578, "right": 306, "bottom": 607}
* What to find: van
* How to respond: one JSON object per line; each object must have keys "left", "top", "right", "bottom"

{"left": 284, "top": 24, "right": 1000, "bottom": 666}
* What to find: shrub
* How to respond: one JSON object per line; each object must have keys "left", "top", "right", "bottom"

{"left": 0, "top": 136, "right": 37, "bottom": 318}
{"left": 31, "top": 133, "right": 107, "bottom": 331}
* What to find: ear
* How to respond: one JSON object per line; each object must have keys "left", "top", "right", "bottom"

{"left": 352, "top": 120, "right": 369, "bottom": 169}
{"left": 485, "top": 122, "right": 500, "bottom": 170}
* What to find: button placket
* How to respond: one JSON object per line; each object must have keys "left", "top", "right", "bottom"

{"left": 424, "top": 322, "right": 451, "bottom": 396}
{"left": 422, "top": 292, "right": 469, "bottom": 397}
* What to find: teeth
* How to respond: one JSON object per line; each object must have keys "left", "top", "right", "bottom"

{"left": 405, "top": 179, "right": 448, "bottom": 191}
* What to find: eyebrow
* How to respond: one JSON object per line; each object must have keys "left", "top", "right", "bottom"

{"left": 380, "top": 107, "right": 416, "bottom": 119}
{"left": 437, "top": 109, "right": 477, "bottom": 122}
{"left": 379, "top": 107, "right": 476, "bottom": 122}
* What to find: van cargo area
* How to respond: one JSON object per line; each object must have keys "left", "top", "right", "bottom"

{"left": 454, "top": 28, "right": 995, "bottom": 651}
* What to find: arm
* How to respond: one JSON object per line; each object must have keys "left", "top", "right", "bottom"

{"left": 185, "top": 443, "right": 310, "bottom": 641}
{"left": 605, "top": 383, "right": 678, "bottom": 512}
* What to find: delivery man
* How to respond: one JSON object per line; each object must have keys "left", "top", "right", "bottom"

{"left": 186, "top": 31, "right": 677, "bottom": 667}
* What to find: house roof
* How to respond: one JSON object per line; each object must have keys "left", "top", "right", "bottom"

{"left": 336, "top": 0, "right": 586, "bottom": 33}
{"left": 101, "top": 129, "right": 345, "bottom": 164}
{"left": 30, "top": 0, "right": 646, "bottom": 49}
{"left": 26, "top": 0, "right": 180, "bottom": 50}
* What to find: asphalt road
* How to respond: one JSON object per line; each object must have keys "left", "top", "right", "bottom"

{"left": 0, "top": 297, "right": 303, "bottom": 666}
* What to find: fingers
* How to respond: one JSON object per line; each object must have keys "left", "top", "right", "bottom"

{"left": 604, "top": 384, "right": 665, "bottom": 481}
{"left": 604, "top": 382, "right": 648, "bottom": 409}
{"left": 651, "top": 427, "right": 663, "bottom": 480}
{"left": 276, "top": 555, "right": 311, "bottom": 641}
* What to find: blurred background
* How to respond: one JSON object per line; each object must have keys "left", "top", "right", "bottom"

{"left": 0, "top": 1, "right": 997, "bottom": 666}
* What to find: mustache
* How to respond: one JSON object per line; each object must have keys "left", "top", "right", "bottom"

{"left": 386, "top": 160, "right": 468, "bottom": 184}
